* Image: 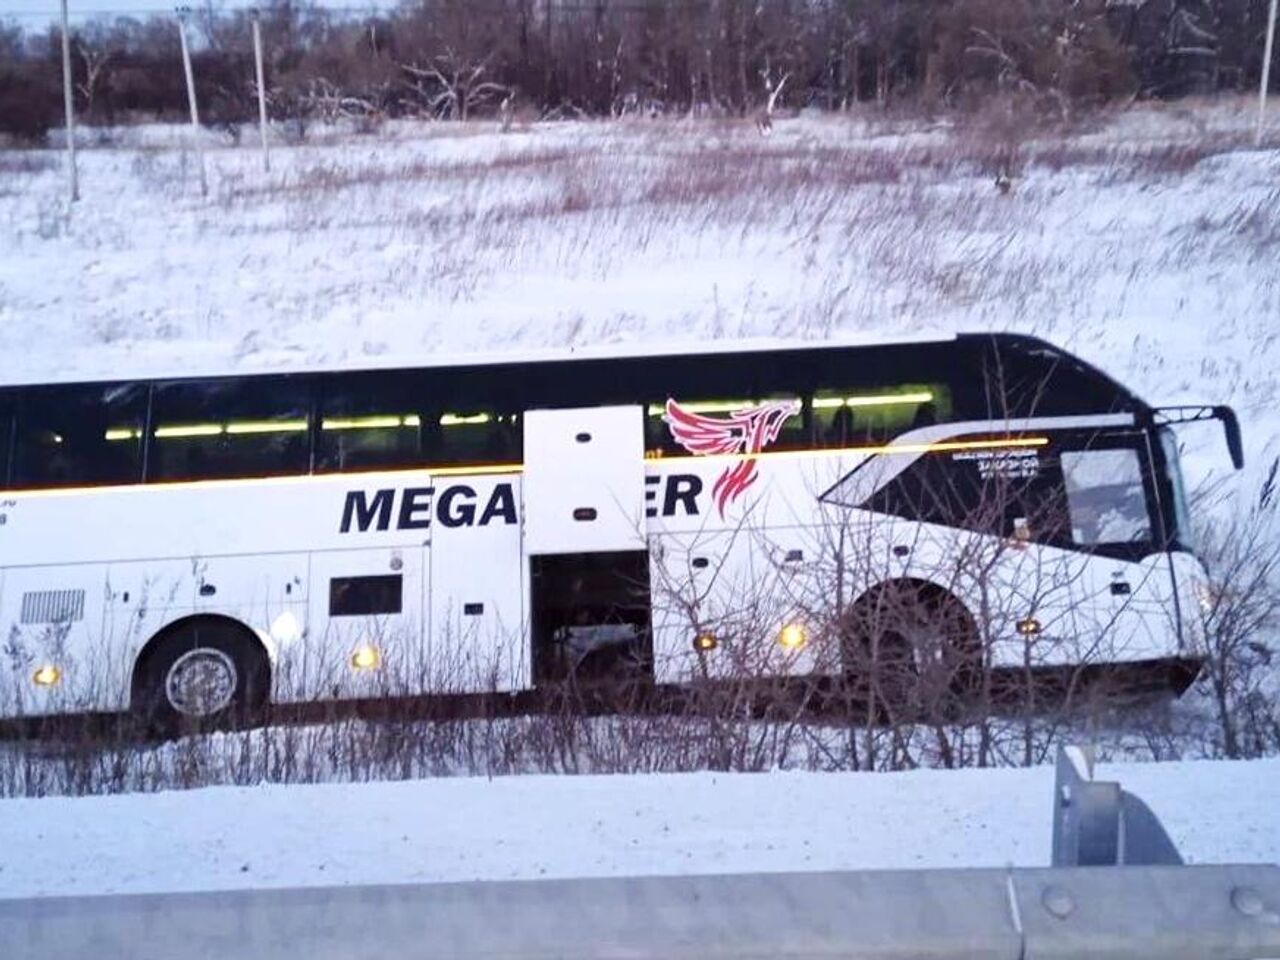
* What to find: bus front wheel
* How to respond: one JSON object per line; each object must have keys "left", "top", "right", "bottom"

{"left": 131, "top": 619, "right": 270, "bottom": 736}
{"left": 840, "top": 582, "right": 981, "bottom": 719}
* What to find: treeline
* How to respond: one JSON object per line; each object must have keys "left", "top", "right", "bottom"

{"left": 1, "top": 0, "right": 1277, "bottom": 142}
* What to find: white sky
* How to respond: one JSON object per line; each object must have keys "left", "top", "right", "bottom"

{"left": 2, "top": 0, "right": 387, "bottom": 24}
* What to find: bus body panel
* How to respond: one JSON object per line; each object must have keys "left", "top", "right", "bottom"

{"left": 291, "top": 546, "right": 425, "bottom": 703}
{"left": 1, "top": 460, "right": 1190, "bottom": 717}
{"left": 429, "top": 498, "right": 526, "bottom": 693}
{"left": 1, "top": 561, "right": 116, "bottom": 715}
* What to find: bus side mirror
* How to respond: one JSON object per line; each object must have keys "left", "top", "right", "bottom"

{"left": 1213, "top": 405, "right": 1244, "bottom": 470}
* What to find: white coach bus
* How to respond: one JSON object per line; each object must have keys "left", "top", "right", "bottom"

{"left": 0, "top": 333, "right": 1242, "bottom": 729}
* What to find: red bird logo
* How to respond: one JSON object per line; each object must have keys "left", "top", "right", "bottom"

{"left": 663, "top": 398, "right": 801, "bottom": 517}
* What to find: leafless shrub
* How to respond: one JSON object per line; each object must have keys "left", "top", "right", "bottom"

{"left": 1188, "top": 459, "right": 1280, "bottom": 759}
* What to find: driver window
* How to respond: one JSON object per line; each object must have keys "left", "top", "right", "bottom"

{"left": 1061, "top": 448, "right": 1151, "bottom": 546}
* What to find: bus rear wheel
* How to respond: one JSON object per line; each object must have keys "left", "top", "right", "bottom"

{"left": 840, "top": 583, "right": 980, "bottom": 720}
{"left": 131, "top": 620, "right": 269, "bottom": 736}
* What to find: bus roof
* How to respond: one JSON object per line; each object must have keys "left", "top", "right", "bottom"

{"left": 2, "top": 331, "right": 958, "bottom": 389}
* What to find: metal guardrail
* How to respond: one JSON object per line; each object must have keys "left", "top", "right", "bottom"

{"left": 4, "top": 863, "right": 1279, "bottom": 960}
{"left": 3, "top": 748, "right": 1278, "bottom": 960}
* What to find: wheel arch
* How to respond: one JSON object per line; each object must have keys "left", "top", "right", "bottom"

{"left": 130, "top": 613, "right": 272, "bottom": 708}
{"left": 846, "top": 576, "right": 978, "bottom": 633}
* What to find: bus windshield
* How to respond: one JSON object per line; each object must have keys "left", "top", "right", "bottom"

{"left": 1160, "top": 428, "right": 1195, "bottom": 552}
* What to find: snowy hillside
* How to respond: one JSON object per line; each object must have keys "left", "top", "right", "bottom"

{"left": 2, "top": 757, "right": 1277, "bottom": 900}
{"left": 2, "top": 98, "right": 1277, "bottom": 499}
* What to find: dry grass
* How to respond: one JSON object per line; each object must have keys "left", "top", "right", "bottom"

{"left": 5, "top": 100, "right": 1272, "bottom": 372}
{"left": 0, "top": 153, "right": 56, "bottom": 175}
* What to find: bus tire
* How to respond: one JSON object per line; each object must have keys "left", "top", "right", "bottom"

{"left": 130, "top": 618, "right": 270, "bottom": 736}
{"left": 840, "top": 581, "right": 980, "bottom": 718}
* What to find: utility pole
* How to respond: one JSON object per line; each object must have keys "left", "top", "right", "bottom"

{"left": 176, "top": 6, "right": 207, "bottom": 197}
{"left": 60, "top": 0, "right": 79, "bottom": 203}
{"left": 1260, "top": 0, "right": 1279, "bottom": 146}
{"left": 251, "top": 9, "right": 270, "bottom": 172}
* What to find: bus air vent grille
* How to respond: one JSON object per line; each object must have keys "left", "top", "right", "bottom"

{"left": 20, "top": 589, "right": 86, "bottom": 625}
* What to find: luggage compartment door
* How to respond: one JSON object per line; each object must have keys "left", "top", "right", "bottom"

{"left": 522, "top": 405, "right": 646, "bottom": 555}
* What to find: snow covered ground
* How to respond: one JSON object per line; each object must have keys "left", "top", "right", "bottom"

{"left": 0, "top": 757, "right": 1276, "bottom": 900}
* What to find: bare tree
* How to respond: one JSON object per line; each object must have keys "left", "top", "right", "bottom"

{"left": 754, "top": 66, "right": 789, "bottom": 134}
{"left": 400, "top": 51, "right": 510, "bottom": 121}
{"left": 74, "top": 31, "right": 116, "bottom": 122}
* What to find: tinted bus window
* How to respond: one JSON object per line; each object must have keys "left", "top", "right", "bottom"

{"left": 432, "top": 410, "right": 521, "bottom": 464}
{"left": 426, "top": 366, "right": 522, "bottom": 465}
{"left": 857, "top": 442, "right": 1070, "bottom": 545}
{"left": 148, "top": 377, "right": 311, "bottom": 481}
{"left": 0, "top": 391, "right": 12, "bottom": 486}
{"left": 812, "top": 384, "right": 948, "bottom": 447}
{"left": 645, "top": 395, "right": 806, "bottom": 455}
{"left": 11, "top": 383, "right": 147, "bottom": 488}
{"left": 316, "top": 372, "right": 427, "bottom": 473}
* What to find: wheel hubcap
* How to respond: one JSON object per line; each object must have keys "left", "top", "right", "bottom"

{"left": 165, "top": 648, "right": 237, "bottom": 717}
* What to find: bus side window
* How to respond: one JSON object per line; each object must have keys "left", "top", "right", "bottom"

{"left": 812, "top": 385, "right": 946, "bottom": 449}
{"left": 12, "top": 383, "right": 147, "bottom": 488}
{"left": 431, "top": 411, "right": 520, "bottom": 465}
{"left": 148, "top": 377, "right": 311, "bottom": 482}
{"left": 0, "top": 392, "right": 12, "bottom": 487}
{"left": 316, "top": 373, "right": 425, "bottom": 473}
{"left": 1061, "top": 448, "right": 1152, "bottom": 546}
{"left": 644, "top": 397, "right": 804, "bottom": 455}
{"left": 863, "top": 443, "right": 1068, "bottom": 544}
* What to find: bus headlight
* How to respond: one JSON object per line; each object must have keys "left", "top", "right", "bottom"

{"left": 778, "top": 622, "right": 807, "bottom": 651}
{"left": 33, "top": 665, "right": 62, "bottom": 687}
{"left": 350, "top": 644, "right": 382, "bottom": 671}
{"left": 693, "top": 632, "right": 718, "bottom": 652}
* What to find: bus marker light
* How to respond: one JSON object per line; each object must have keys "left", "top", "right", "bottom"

{"left": 694, "top": 633, "right": 717, "bottom": 652}
{"left": 778, "top": 622, "right": 807, "bottom": 650}
{"left": 1017, "top": 618, "right": 1042, "bottom": 637}
{"left": 350, "top": 645, "right": 382, "bottom": 671}
{"left": 32, "top": 665, "right": 61, "bottom": 687}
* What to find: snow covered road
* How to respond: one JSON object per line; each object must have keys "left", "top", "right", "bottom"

{"left": 1, "top": 758, "right": 1275, "bottom": 900}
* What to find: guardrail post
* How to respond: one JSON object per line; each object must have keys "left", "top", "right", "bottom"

{"left": 1052, "top": 745, "right": 1182, "bottom": 867}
